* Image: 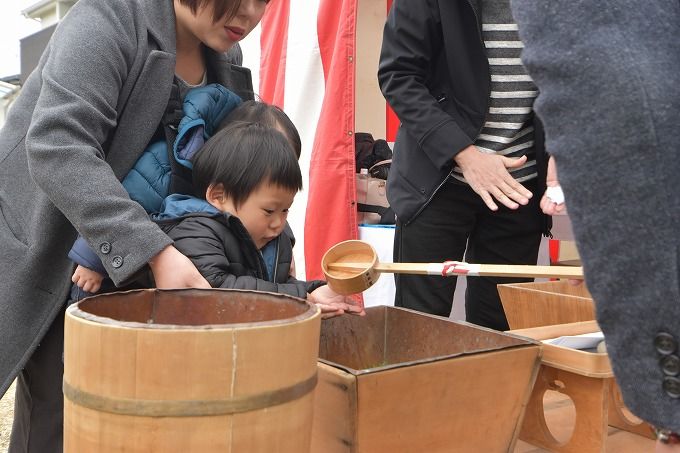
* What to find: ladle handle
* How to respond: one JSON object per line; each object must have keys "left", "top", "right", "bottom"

{"left": 330, "top": 262, "right": 583, "bottom": 279}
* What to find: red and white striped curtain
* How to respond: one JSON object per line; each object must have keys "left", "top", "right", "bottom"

{"left": 241, "top": 0, "right": 397, "bottom": 281}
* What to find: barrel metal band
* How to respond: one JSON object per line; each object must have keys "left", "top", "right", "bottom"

{"left": 63, "top": 373, "right": 317, "bottom": 417}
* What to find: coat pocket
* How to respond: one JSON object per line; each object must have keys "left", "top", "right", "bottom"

{"left": 0, "top": 195, "right": 29, "bottom": 249}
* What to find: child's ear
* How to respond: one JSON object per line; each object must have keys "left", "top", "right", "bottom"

{"left": 205, "top": 183, "right": 226, "bottom": 205}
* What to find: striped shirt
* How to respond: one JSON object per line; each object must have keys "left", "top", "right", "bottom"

{"left": 451, "top": 0, "right": 539, "bottom": 184}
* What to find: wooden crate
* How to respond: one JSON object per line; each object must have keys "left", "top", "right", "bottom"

{"left": 311, "top": 306, "right": 542, "bottom": 453}
{"left": 510, "top": 321, "right": 653, "bottom": 453}
{"left": 498, "top": 280, "right": 595, "bottom": 330}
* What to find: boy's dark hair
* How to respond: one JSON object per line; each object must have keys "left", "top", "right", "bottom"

{"left": 193, "top": 123, "right": 303, "bottom": 208}
{"left": 220, "top": 101, "right": 302, "bottom": 158}
{"left": 177, "top": 0, "right": 240, "bottom": 22}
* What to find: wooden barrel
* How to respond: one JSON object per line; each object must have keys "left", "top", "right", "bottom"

{"left": 63, "top": 288, "right": 321, "bottom": 453}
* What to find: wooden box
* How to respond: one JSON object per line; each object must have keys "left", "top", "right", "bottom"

{"left": 510, "top": 321, "right": 653, "bottom": 453}
{"left": 498, "top": 280, "right": 595, "bottom": 330}
{"left": 311, "top": 306, "right": 542, "bottom": 452}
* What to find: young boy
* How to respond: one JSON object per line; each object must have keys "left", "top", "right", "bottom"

{"left": 159, "top": 122, "right": 362, "bottom": 316}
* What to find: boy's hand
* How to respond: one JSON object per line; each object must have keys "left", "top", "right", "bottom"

{"left": 308, "top": 285, "right": 366, "bottom": 319}
{"left": 149, "top": 245, "right": 211, "bottom": 289}
{"left": 71, "top": 265, "right": 104, "bottom": 293}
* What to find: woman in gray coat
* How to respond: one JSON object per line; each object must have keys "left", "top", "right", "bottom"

{"left": 0, "top": 0, "right": 267, "bottom": 451}
{"left": 511, "top": 0, "right": 680, "bottom": 449}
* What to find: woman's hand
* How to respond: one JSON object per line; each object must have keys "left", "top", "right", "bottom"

{"left": 149, "top": 245, "right": 211, "bottom": 289}
{"left": 71, "top": 265, "right": 104, "bottom": 293}
{"left": 540, "top": 156, "right": 566, "bottom": 215}
{"left": 308, "top": 285, "right": 366, "bottom": 319}
{"left": 454, "top": 145, "right": 533, "bottom": 211}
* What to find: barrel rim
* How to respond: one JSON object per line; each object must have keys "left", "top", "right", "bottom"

{"left": 66, "top": 288, "right": 321, "bottom": 330}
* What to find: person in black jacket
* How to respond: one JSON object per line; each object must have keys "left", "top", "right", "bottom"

{"left": 378, "top": 0, "right": 550, "bottom": 330}
{"left": 155, "top": 122, "right": 365, "bottom": 317}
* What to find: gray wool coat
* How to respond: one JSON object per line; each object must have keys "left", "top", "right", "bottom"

{"left": 511, "top": 0, "right": 680, "bottom": 430}
{"left": 0, "top": 0, "right": 253, "bottom": 397}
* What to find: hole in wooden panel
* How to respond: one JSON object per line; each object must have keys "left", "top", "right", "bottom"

{"left": 543, "top": 389, "right": 576, "bottom": 445}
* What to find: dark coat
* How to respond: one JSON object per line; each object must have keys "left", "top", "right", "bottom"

{"left": 155, "top": 206, "right": 324, "bottom": 298}
{"left": 0, "top": 0, "right": 252, "bottom": 396}
{"left": 512, "top": 0, "right": 680, "bottom": 431}
{"left": 378, "top": 0, "right": 547, "bottom": 224}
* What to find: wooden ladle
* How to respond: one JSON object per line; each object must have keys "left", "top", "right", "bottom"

{"left": 321, "top": 240, "right": 583, "bottom": 295}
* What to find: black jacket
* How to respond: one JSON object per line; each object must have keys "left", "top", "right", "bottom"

{"left": 378, "top": 0, "right": 547, "bottom": 224}
{"left": 156, "top": 211, "right": 325, "bottom": 299}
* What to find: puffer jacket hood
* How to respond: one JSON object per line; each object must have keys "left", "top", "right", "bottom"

{"left": 152, "top": 193, "right": 220, "bottom": 221}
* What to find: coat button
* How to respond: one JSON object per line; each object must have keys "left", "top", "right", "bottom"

{"left": 661, "top": 355, "right": 680, "bottom": 376}
{"left": 662, "top": 377, "right": 680, "bottom": 399}
{"left": 655, "top": 332, "right": 677, "bottom": 356}
{"left": 659, "top": 354, "right": 680, "bottom": 376}
{"left": 100, "top": 242, "right": 112, "bottom": 254}
{"left": 111, "top": 256, "right": 124, "bottom": 268}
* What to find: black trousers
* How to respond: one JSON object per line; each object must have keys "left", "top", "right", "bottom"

{"left": 9, "top": 306, "right": 65, "bottom": 453}
{"left": 394, "top": 179, "right": 545, "bottom": 331}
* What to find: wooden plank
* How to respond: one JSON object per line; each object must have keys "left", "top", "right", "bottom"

{"left": 499, "top": 281, "right": 595, "bottom": 330}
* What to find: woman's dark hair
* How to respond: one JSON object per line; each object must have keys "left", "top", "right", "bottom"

{"left": 177, "top": 0, "right": 241, "bottom": 22}
{"left": 220, "top": 101, "right": 302, "bottom": 158}
{"left": 193, "top": 123, "right": 303, "bottom": 208}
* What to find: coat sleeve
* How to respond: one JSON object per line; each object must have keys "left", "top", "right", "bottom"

{"left": 378, "top": 0, "right": 474, "bottom": 169}
{"left": 511, "top": 0, "right": 680, "bottom": 431}
{"left": 24, "top": 0, "right": 172, "bottom": 285}
{"left": 168, "top": 217, "right": 310, "bottom": 299}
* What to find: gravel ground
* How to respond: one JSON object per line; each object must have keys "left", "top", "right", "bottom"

{"left": 0, "top": 381, "right": 14, "bottom": 453}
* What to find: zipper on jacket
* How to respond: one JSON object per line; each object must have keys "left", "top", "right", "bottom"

{"left": 465, "top": 0, "right": 484, "bottom": 49}
{"left": 272, "top": 236, "right": 280, "bottom": 282}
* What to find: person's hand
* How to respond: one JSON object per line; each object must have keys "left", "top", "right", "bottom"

{"left": 540, "top": 155, "right": 566, "bottom": 215}
{"left": 454, "top": 145, "right": 532, "bottom": 211}
{"left": 148, "top": 245, "right": 211, "bottom": 289}
{"left": 308, "top": 285, "right": 366, "bottom": 319}
{"left": 71, "top": 265, "right": 104, "bottom": 293}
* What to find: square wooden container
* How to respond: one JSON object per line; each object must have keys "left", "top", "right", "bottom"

{"left": 498, "top": 280, "right": 595, "bottom": 330}
{"left": 311, "top": 306, "right": 542, "bottom": 452}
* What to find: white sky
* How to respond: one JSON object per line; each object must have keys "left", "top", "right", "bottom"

{"left": 0, "top": 2, "right": 42, "bottom": 79}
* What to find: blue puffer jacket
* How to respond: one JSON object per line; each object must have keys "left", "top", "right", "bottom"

{"left": 69, "top": 83, "right": 242, "bottom": 272}
{"left": 122, "top": 83, "right": 242, "bottom": 213}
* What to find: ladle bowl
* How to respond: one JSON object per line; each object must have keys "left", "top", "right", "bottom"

{"left": 321, "top": 240, "right": 379, "bottom": 295}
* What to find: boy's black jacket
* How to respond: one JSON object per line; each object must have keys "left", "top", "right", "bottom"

{"left": 156, "top": 211, "right": 325, "bottom": 298}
